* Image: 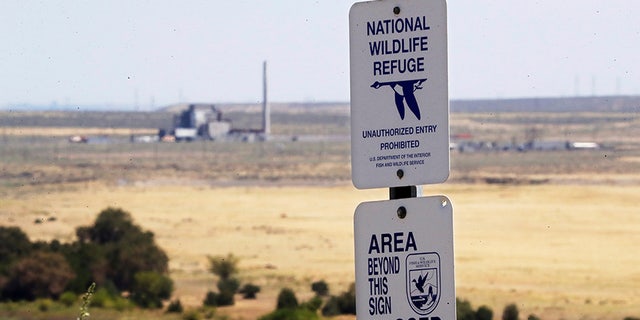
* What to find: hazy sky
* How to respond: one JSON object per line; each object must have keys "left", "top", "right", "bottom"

{"left": 2, "top": 0, "right": 639, "bottom": 109}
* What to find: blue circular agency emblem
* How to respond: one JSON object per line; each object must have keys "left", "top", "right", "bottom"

{"left": 406, "top": 252, "right": 441, "bottom": 315}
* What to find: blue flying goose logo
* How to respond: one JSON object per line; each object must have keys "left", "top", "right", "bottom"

{"left": 371, "top": 78, "right": 427, "bottom": 120}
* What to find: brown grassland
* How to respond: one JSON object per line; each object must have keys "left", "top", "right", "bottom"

{"left": 1, "top": 108, "right": 640, "bottom": 319}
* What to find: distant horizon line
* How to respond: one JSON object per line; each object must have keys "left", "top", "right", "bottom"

{"left": 2, "top": 94, "right": 640, "bottom": 112}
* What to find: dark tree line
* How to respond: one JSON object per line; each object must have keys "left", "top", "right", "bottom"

{"left": 0, "top": 207, "right": 172, "bottom": 308}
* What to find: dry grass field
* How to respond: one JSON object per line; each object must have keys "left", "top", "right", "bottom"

{"left": 1, "top": 109, "right": 640, "bottom": 319}
{"left": 2, "top": 183, "right": 639, "bottom": 319}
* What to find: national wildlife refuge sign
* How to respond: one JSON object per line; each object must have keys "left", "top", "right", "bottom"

{"left": 349, "top": 0, "right": 449, "bottom": 189}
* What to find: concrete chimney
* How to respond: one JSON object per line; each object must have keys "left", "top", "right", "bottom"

{"left": 262, "top": 61, "right": 270, "bottom": 139}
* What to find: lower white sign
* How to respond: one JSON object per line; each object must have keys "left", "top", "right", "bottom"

{"left": 354, "top": 196, "right": 455, "bottom": 319}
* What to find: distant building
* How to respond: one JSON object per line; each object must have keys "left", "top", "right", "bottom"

{"left": 167, "top": 104, "right": 231, "bottom": 141}
{"left": 529, "top": 140, "right": 568, "bottom": 151}
{"left": 569, "top": 142, "right": 599, "bottom": 150}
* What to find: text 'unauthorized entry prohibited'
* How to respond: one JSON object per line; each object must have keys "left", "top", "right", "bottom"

{"left": 350, "top": 0, "right": 449, "bottom": 189}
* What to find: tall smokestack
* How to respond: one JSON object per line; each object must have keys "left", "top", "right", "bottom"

{"left": 262, "top": 60, "right": 270, "bottom": 139}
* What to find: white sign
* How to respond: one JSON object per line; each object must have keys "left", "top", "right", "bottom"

{"left": 349, "top": 0, "right": 449, "bottom": 189}
{"left": 354, "top": 196, "right": 455, "bottom": 319}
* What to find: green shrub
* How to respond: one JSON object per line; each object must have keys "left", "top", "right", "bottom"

{"left": 502, "top": 303, "right": 519, "bottom": 320}
{"left": 90, "top": 287, "right": 115, "bottom": 308}
{"left": 78, "top": 207, "right": 169, "bottom": 292}
{"left": 202, "top": 289, "right": 234, "bottom": 307}
{"left": 456, "top": 298, "right": 496, "bottom": 320}
{"left": 201, "top": 306, "right": 216, "bottom": 319}
{"left": 527, "top": 314, "right": 541, "bottom": 320}
{"left": 476, "top": 305, "right": 494, "bottom": 320}
{"left": 300, "top": 296, "right": 322, "bottom": 312}
{"left": 167, "top": 299, "right": 184, "bottom": 313}
{"left": 320, "top": 283, "right": 356, "bottom": 316}
{"left": 3, "top": 251, "right": 75, "bottom": 300}
{"left": 183, "top": 309, "right": 202, "bottom": 320}
{"left": 204, "top": 253, "right": 241, "bottom": 306}
{"left": 239, "top": 283, "right": 261, "bottom": 299}
{"left": 59, "top": 242, "right": 107, "bottom": 294}
{"left": 217, "top": 277, "right": 240, "bottom": 294}
{"left": 311, "top": 280, "right": 329, "bottom": 296}
{"left": 208, "top": 254, "right": 239, "bottom": 280}
{"left": 88, "top": 285, "right": 132, "bottom": 311}
{"left": 112, "top": 296, "right": 134, "bottom": 311}
{"left": 0, "top": 226, "right": 32, "bottom": 275}
{"left": 84, "top": 207, "right": 138, "bottom": 244}
{"left": 37, "top": 298, "right": 54, "bottom": 312}
{"left": 130, "top": 271, "right": 173, "bottom": 309}
{"left": 203, "top": 291, "right": 218, "bottom": 306}
{"left": 276, "top": 288, "right": 298, "bottom": 310}
{"left": 335, "top": 283, "right": 356, "bottom": 315}
{"left": 59, "top": 291, "right": 77, "bottom": 307}
{"left": 214, "top": 290, "right": 234, "bottom": 306}
{"left": 321, "top": 296, "right": 340, "bottom": 317}
{"left": 456, "top": 298, "right": 474, "bottom": 320}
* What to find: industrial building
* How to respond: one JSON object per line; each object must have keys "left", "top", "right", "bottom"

{"left": 160, "top": 62, "right": 271, "bottom": 142}
{"left": 162, "top": 104, "right": 231, "bottom": 141}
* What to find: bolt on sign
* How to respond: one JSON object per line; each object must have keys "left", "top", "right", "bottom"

{"left": 349, "top": 0, "right": 449, "bottom": 189}
{"left": 354, "top": 196, "right": 455, "bottom": 319}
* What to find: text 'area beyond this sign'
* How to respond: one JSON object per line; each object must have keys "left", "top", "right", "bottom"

{"left": 354, "top": 196, "right": 455, "bottom": 319}
{"left": 349, "top": 0, "right": 449, "bottom": 189}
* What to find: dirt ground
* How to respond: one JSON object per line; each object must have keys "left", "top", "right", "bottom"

{"left": 1, "top": 182, "right": 639, "bottom": 319}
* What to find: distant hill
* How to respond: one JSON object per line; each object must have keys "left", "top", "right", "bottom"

{"left": 0, "top": 111, "right": 173, "bottom": 129}
{"left": 163, "top": 96, "right": 640, "bottom": 114}
{"left": 160, "top": 102, "right": 350, "bottom": 114}
{"left": 0, "top": 103, "right": 135, "bottom": 112}
{"left": 2, "top": 96, "right": 639, "bottom": 129}
{"left": 450, "top": 95, "right": 640, "bottom": 113}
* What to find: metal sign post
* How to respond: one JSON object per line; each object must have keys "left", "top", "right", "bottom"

{"left": 349, "top": 0, "right": 454, "bottom": 319}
